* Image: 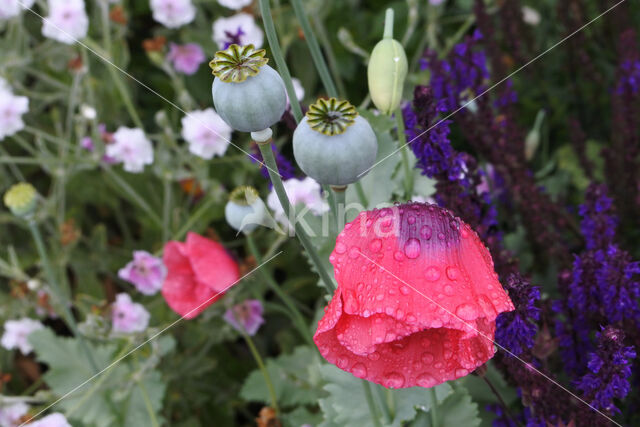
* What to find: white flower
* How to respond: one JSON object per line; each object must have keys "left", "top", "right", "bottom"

{"left": 0, "top": 402, "right": 29, "bottom": 427}
{"left": 41, "top": 0, "right": 89, "bottom": 44}
{"left": 150, "top": 0, "right": 195, "bottom": 29}
{"left": 0, "top": 88, "right": 28, "bottom": 141}
{"left": 267, "top": 177, "right": 328, "bottom": 228}
{"left": 106, "top": 127, "right": 154, "bottom": 173}
{"left": 112, "top": 293, "right": 150, "bottom": 334}
{"left": 212, "top": 13, "right": 264, "bottom": 49}
{"left": 0, "top": 0, "right": 35, "bottom": 21}
{"left": 217, "top": 0, "right": 252, "bottom": 10}
{"left": 24, "top": 413, "right": 72, "bottom": 427}
{"left": 181, "top": 109, "right": 232, "bottom": 159}
{"left": 80, "top": 104, "right": 96, "bottom": 120}
{"left": 286, "top": 78, "right": 305, "bottom": 107}
{"left": 1, "top": 318, "right": 44, "bottom": 355}
{"left": 522, "top": 6, "right": 541, "bottom": 26}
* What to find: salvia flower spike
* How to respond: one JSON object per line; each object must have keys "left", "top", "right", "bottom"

{"left": 314, "top": 202, "right": 515, "bottom": 389}
{"left": 211, "top": 44, "right": 287, "bottom": 132}
{"left": 306, "top": 97, "right": 358, "bottom": 136}
{"left": 293, "top": 98, "right": 377, "bottom": 186}
{"left": 209, "top": 44, "right": 269, "bottom": 83}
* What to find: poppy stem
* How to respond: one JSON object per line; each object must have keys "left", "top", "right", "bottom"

{"left": 331, "top": 185, "right": 347, "bottom": 234}
{"left": 242, "top": 331, "right": 280, "bottom": 415}
{"left": 246, "top": 233, "right": 314, "bottom": 346}
{"left": 362, "top": 381, "right": 383, "bottom": 427}
{"left": 481, "top": 374, "right": 523, "bottom": 427}
{"left": 258, "top": 0, "right": 304, "bottom": 122}
{"left": 255, "top": 135, "right": 337, "bottom": 293}
{"left": 395, "top": 108, "right": 414, "bottom": 199}
{"left": 428, "top": 387, "right": 439, "bottom": 426}
{"left": 27, "top": 220, "right": 99, "bottom": 373}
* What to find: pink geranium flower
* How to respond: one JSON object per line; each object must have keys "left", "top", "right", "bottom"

{"left": 224, "top": 300, "right": 265, "bottom": 336}
{"left": 118, "top": 251, "right": 167, "bottom": 295}
{"left": 167, "top": 43, "right": 206, "bottom": 75}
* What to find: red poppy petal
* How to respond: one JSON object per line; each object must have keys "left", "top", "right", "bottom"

{"left": 185, "top": 232, "right": 240, "bottom": 293}
{"left": 162, "top": 271, "right": 221, "bottom": 319}
{"left": 163, "top": 241, "right": 191, "bottom": 275}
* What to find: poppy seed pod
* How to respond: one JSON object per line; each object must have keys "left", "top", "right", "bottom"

{"left": 367, "top": 9, "right": 407, "bottom": 115}
{"left": 293, "top": 98, "right": 377, "bottom": 186}
{"left": 3, "top": 182, "right": 37, "bottom": 218}
{"left": 210, "top": 44, "right": 287, "bottom": 132}
{"left": 314, "top": 202, "right": 515, "bottom": 389}
{"left": 224, "top": 186, "right": 266, "bottom": 234}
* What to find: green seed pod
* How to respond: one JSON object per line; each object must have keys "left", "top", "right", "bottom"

{"left": 293, "top": 98, "right": 378, "bottom": 186}
{"left": 4, "top": 182, "right": 37, "bottom": 218}
{"left": 210, "top": 45, "right": 287, "bottom": 132}
{"left": 367, "top": 8, "right": 408, "bottom": 115}
{"left": 225, "top": 186, "right": 266, "bottom": 234}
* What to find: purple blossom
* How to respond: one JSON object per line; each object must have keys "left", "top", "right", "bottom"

{"left": 112, "top": 293, "right": 150, "bottom": 334}
{"left": 167, "top": 43, "right": 206, "bottom": 75}
{"left": 495, "top": 274, "right": 540, "bottom": 356}
{"left": 1, "top": 318, "right": 44, "bottom": 355}
{"left": 578, "top": 184, "right": 617, "bottom": 250}
{"left": 575, "top": 327, "right": 636, "bottom": 414}
{"left": 223, "top": 299, "right": 264, "bottom": 336}
{"left": 25, "top": 413, "right": 72, "bottom": 427}
{"left": 118, "top": 250, "right": 167, "bottom": 295}
{"left": 0, "top": 402, "right": 29, "bottom": 426}
{"left": 250, "top": 143, "right": 296, "bottom": 180}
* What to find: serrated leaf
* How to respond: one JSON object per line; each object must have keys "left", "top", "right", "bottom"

{"left": 240, "top": 346, "right": 323, "bottom": 408}
{"left": 318, "top": 364, "right": 453, "bottom": 427}
{"left": 409, "top": 385, "right": 481, "bottom": 427}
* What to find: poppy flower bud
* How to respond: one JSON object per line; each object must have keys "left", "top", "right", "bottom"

{"left": 225, "top": 186, "right": 266, "bottom": 234}
{"left": 314, "top": 202, "right": 515, "bottom": 388}
{"left": 3, "top": 182, "right": 37, "bottom": 218}
{"left": 210, "top": 44, "right": 287, "bottom": 132}
{"left": 293, "top": 98, "right": 377, "bottom": 186}
{"left": 367, "top": 8, "right": 408, "bottom": 115}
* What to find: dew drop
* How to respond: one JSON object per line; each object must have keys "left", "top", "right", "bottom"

{"left": 416, "top": 373, "right": 436, "bottom": 387}
{"left": 460, "top": 227, "right": 469, "bottom": 238}
{"left": 376, "top": 294, "right": 384, "bottom": 301}
{"left": 348, "top": 247, "right": 360, "bottom": 259}
{"left": 437, "top": 232, "right": 446, "bottom": 240}
{"left": 425, "top": 266, "right": 441, "bottom": 281}
{"left": 455, "top": 368, "right": 469, "bottom": 377}
{"left": 352, "top": 363, "right": 368, "bottom": 378}
{"left": 406, "top": 314, "right": 417, "bottom": 323}
{"left": 393, "top": 251, "right": 404, "bottom": 261}
{"left": 369, "top": 238, "right": 382, "bottom": 253}
{"left": 456, "top": 303, "right": 479, "bottom": 321}
{"left": 357, "top": 282, "right": 365, "bottom": 292}
{"left": 421, "top": 352, "right": 435, "bottom": 364}
{"left": 382, "top": 372, "right": 405, "bottom": 389}
{"left": 444, "top": 285, "right": 454, "bottom": 296}
{"left": 400, "top": 286, "right": 410, "bottom": 295}
{"left": 407, "top": 215, "right": 416, "bottom": 224}
{"left": 446, "top": 266, "right": 460, "bottom": 280}
{"left": 404, "top": 238, "right": 421, "bottom": 259}
{"left": 420, "top": 225, "right": 432, "bottom": 239}
{"left": 368, "top": 352, "right": 381, "bottom": 361}
{"left": 335, "top": 242, "right": 347, "bottom": 254}
{"left": 337, "top": 356, "right": 349, "bottom": 368}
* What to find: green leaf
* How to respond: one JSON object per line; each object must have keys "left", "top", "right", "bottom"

{"left": 318, "top": 364, "right": 453, "bottom": 427}
{"left": 409, "top": 385, "right": 481, "bottom": 427}
{"left": 120, "top": 370, "right": 166, "bottom": 426}
{"left": 240, "top": 346, "right": 324, "bottom": 408}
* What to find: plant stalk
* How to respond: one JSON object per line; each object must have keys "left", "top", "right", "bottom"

{"left": 242, "top": 332, "right": 279, "bottom": 415}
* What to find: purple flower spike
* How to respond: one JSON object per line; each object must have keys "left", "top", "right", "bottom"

{"left": 495, "top": 274, "right": 540, "bottom": 356}
{"left": 167, "top": 43, "right": 206, "bottom": 75}
{"left": 118, "top": 251, "right": 167, "bottom": 296}
{"left": 224, "top": 299, "right": 265, "bottom": 336}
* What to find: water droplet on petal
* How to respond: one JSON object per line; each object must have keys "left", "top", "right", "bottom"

{"left": 382, "top": 372, "right": 405, "bottom": 389}
{"left": 404, "top": 238, "right": 421, "bottom": 259}
{"left": 337, "top": 356, "right": 349, "bottom": 368}
{"left": 421, "top": 352, "right": 435, "bottom": 364}
{"left": 376, "top": 294, "right": 384, "bottom": 301}
{"left": 446, "top": 266, "right": 460, "bottom": 280}
{"left": 444, "top": 285, "right": 454, "bottom": 296}
{"left": 400, "top": 286, "right": 410, "bottom": 295}
{"left": 393, "top": 251, "right": 404, "bottom": 261}
{"left": 416, "top": 373, "right": 436, "bottom": 387}
{"left": 349, "top": 247, "right": 360, "bottom": 259}
{"left": 352, "top": 363, "right": 368, "bottom": 378}
{"left": 420, "top": 225, "right": 432, "bottom": 239}
{"left": 369, "top": 238, "right": 382, "bottom": 253}
{"left": 406, "top": 314, "right": 417, "bottom": 323}
{"left": 437, "top": 232, "right": 446, "bottom": 240}
{"left": 456, "top": 303, "right": 479, "bottom": 321}
{"left": 425, "top": 266, "right": 441, "bottom": 281}
{"left": 407, "top": 215, "right": 416, "bottom": 224}
{"left": 455, "top": 368, "right": 469, "bottom": 377}
{"left": 368, "top": 352, "right": 381, "bottom": 361}
{"left": 335, "top": 242, "right": 347, "bottom": 254}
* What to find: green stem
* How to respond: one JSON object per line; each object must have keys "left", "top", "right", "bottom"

{"left": 395, "top": 108, "right": 413, "bottom": 198}
{"left": 102, "top": 166, "right": 163, "bottom": 227}
{"left": 243, "top": 332, "right": 279, "bottom": 414}
{"left": 107, "top": 65, "right": 144, "bottom": 128}
{"left": 354, "top": 181, "right": 369, "bottom": 208}
{"left": 311, "top": 14, "right": 346, "bottom": 96}
{"left": 162, "top": 176, "right": 172, "bottom": 242}
{"left": 246, "top": 234, "right": 313, "bottom": 346}
{"left": 258, "top": 0, "right": 303, "bottom": 122}
{"left": 257, "top": 142, "right": 336, "bottom": 293}
{"left": 429, "top": 387, "right": 439, "bottom": 427}
{"left": 374, "top": 385, "right": 392, "bottom": 424}
{"left": 27, "top": 221, "right": 98, "bottom": 372}
{"left": 289, "top": 0, "right": 338, "bottom": 98}
{"left": 362, "top": 381, "right": 383, "bottom": 427}
{"left": 332, "top": 187, "right": 346, "bottom": 234}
